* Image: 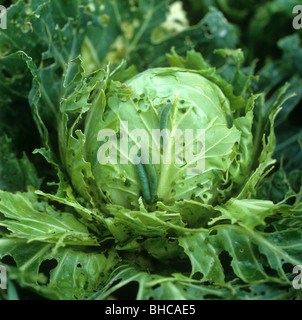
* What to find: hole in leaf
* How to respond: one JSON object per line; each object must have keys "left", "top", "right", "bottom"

{"left": 282, "top": 263, "right": 293, "bottom": 274}
{"left": 152, "top": 283, "right": 161, "bottom": 290}
{"left": 263, "top": 224, "right": 276, "bottom": 233}
{"left": 109, "top": 281, "right": 139, "bottom": 300}
{"left": 55, "top": 65, "right": 64, "bottom": 78}
{"left": 1, "top": 255, "right": 17, "bottom": 267}
{"left": 42, "top": 57, "right": 56, "bottom": 68}
{"left": 259, "top": 254, "right": 279, "bottom": 277}
{"left": 192, "top": 272, "right": 204, "bottom": 281}
{"left": 38, "top": 259, "right": 58, "bottom": 285}
{"left": 209, "top": 229, "right": 217, "bottom": 236}
{"left": 219, "top": 251, "right": 236, "bottom": 282}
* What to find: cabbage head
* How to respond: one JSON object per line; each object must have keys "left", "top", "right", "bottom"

{"left": 59, "top": 50, "right": 276, "bottom": 217}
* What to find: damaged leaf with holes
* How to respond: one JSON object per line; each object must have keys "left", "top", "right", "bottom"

{"left": 1, "top": 0, "right": 302, "bottom": 301}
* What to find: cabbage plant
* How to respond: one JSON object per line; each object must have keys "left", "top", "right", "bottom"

{"left": 53, "top": 48, "right": 296, "bottom": 278}
{"left": 65, "top": 65, "right": 245, "bottom": 210}
{"left": 1, "top": 0, "right": 302, "bottom": 301}
{"left": 59, "top": 49, "right": 275, "bottom": 216}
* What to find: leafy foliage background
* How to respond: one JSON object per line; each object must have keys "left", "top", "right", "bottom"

{"left": 0, "top": 0, "right": 302, "bottom": 300}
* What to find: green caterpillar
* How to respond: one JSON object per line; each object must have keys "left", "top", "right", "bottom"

{"left": 135, "top": 152, "right": 157, "bottom": 204}
{"left": 159, "top": 103, "right": 173, "bottom": 153}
